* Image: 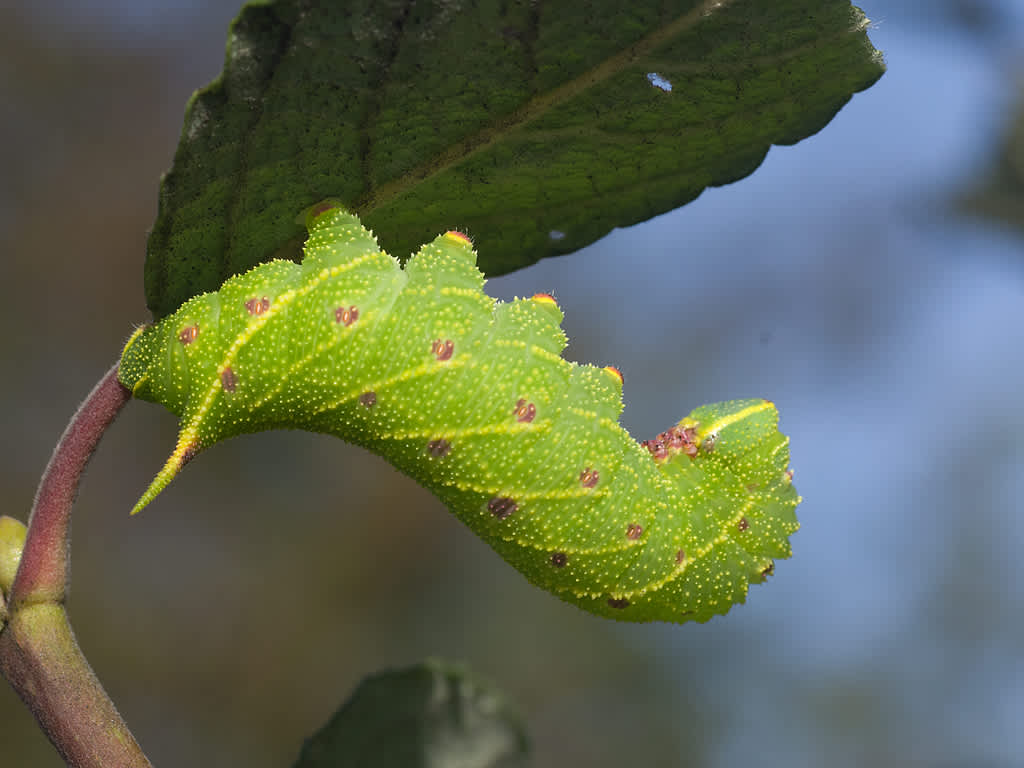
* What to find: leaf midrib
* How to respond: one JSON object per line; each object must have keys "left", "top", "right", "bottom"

{"left": 355, "top": 0, "right": 734, "bottom": 215}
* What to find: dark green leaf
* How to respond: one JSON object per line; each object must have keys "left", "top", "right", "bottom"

{"left": 146, "top": 0, "right": 885, "bottom": 319}
{"left": 292, "top": 660, "right": 529, "bottom": 768}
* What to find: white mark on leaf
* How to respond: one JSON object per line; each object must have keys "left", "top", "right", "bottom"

{"left": 646, "top": 72, "right": 672, "bottom": 92}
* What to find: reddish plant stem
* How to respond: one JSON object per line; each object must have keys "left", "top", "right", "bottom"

{"left": 0, "top": 604, "right": 152, "bottom": 767}
{"left": 10, "top": 363, "right": 130, "bottom": 606}
{"left": 1, "top": 362, "right": 152, "bottom": 767}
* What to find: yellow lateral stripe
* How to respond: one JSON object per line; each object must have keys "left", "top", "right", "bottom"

{"left": 695, "top": 399, "right": 773, "bottom": 440}
{"left": 447, "top": 481, "right": 612, "bottom": 502}
{"left": 376, "top": 420, "right": 545, "bottom": 441}
{"left": 508, "top": 538, "right": 637, "bottom": 559}
{"left": 250, "top": 317, "right": 374, "bottom": 408}
{"left": 493, "top": 339, "right": 567, "bottom": 364}
{"left": 186, "top": 265, "right": 330, "bottom": 441}
{"left": 310, "top": 357, "right": 471, "bottom": 416}
{"left": 608, "top": 486, "right": 760, "bottom": 599}
{"left": 196, "top": 253, "right": 391, "bottom": 416}
{"left": 439, "top": 286, "right": 491, "bottom": 301}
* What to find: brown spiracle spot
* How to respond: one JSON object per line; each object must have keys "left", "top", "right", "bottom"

{"left": 179, "top": 441, "right": 201, "bottom": 468}
{"left": 761, "top": 562, "right": 775, "bottom": 578}
{"left": 431, "top": 339, "right": 455, "bottom": 361}
{"left": 643, "top": 424, "right": 699, "bottom": 461}
{"left": 667, "top": 425, "right": 699, "bottom": 456}
{"left": 245, "top": 296, "right": 271, "bottom": 316}
{"left": 642, "top": 438, "right": 668, "bottom": 461}
{"left": 335, "top": 305, "right": 359, "bottom": 327}
{"left": 737, "top": 517, "right": 750, "bottom": 532}
{"left": 178, "top": 325, "right": 199, "bottom": 345}
{"left": 579, "top": 467, "right": 599, "bottom": 488}
{"left": 426, "top": 439, "right": 451, "bottom": 458}
{"left": 550, "top": 552, "right": 568, "bottom": 568}
{"left": 358, "top": 391, "right": 377, "bottom": 408}
{"left": 220, "top": 367, "right": 237, "bottom": 393}
{"left": 487, "top": 497, "right": 518, "bottom": 520}
{"left": 607, "top": 597, "right": 630, "bottom": 610}
{"left": 513, "top": 398, "right": 536, "bottom": 423}
{"left": 626, "top": 523, "right": 643, "bottom": 540}
{"left": 677, "top": 426, "right": 700, "bottom": 458}
{"left": 675, "top": 549, "right": 687, "bottom": 565}
{"left": 785, "top": 468, "right": 794, "bottom": 482}
{"left": 701, "top": 432, "right": 718, "bottom": 453}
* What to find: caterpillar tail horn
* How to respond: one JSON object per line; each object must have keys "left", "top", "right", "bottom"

{"left": 130, "top": 431, "right": 199, "bottom": 515}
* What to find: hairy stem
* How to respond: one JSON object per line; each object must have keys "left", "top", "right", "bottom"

{"left": 0, "top": 363, "right": 152, "bottom": 767}
{"left": 11, "top": 364, "right": 129, "bottom": 604}
{"left": 0, "top": 603, "right": 152, "bottom": 767}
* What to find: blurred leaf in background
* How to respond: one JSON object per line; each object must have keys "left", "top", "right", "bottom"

{"left": 293, "top": 660, "right": 528, "bottom": 768}
{"left": 960, "top": 89, "right": 1024, "bottom": 235}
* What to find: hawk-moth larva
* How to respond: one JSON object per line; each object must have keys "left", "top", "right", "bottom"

{"left": 119, "top": 204, "right": 800, "bottom": 623}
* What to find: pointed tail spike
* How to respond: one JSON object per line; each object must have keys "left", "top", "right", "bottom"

{"left": 130, "top": 434, "right": 200, "bottom": 515}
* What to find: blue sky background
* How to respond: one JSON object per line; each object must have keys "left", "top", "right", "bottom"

{"left": 2, "top": 2, "right": 1023, "bottom": 766}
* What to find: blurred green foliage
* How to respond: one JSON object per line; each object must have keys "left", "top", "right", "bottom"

{"left": 293, "top": 661, "right": 528, "bottom": 768}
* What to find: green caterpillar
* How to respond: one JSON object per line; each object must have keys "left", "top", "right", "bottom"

{"left": 119, "top": 203, "right": 800, "bottom": 623}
